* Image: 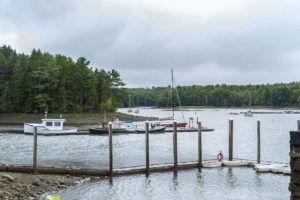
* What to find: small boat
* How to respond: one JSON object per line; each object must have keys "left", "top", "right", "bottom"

{"left": 24, "top": 117, "right": 77, "bottom": 135}
{"left": 244, "top": 93, "right": 253, "bottom": 117}
{"left": 89, "top": 120, "right": 129, "bottom": 135}
{"left": 202, "top": 161, "right": 222, "bottom": 168}
{"left": 244, "top": 110, "right": 253, "bottom": 117}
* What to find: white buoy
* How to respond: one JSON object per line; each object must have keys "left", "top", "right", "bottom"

{"left": 222, "top": 160, "right": 250, "bottom": 167}
{"left": 255, "top": 163, "right": 287, "bottom": 172}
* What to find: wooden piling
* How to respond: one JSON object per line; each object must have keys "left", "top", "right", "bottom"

{"left": 108, "top": 122, "right": 113, "bottom": 176}
{"left": 290, "top": 131, "right": 300, "bottom": 199}
{"left": 257, "top": 120, "right": 261, "bottom": 164}
{"left": 229, "top": 119, "right": 233, "bottom": 161}
{"left": 173, "top": 121, "right": 178, "bottom": 168}
{"left": 297, "top": 120, "right": 300, "bottom": 131}
{"left": 198, "top": 121, "right": 202, "bottom": 170}
{"left": 33, "top": 126, "right": 37, "bottom": 173}
{"left": 145, "top": 122, "right": 150, "bottom": 175}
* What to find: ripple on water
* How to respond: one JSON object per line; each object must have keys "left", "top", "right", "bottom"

{"left": 57, "top": 168, "right": 289, "bottom": 200}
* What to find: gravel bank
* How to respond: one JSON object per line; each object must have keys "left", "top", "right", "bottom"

{"left": 0, "top": 172, "right": 93, "bottom": 200}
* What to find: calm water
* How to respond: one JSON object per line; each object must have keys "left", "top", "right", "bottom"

{"left": 0, "top": 108, "right": 296, "bottom": 199}
{"left": 58, "top": 168, "right": 289, "bottom": 200}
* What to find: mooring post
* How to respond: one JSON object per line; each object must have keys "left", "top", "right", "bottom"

{"left": 229, "top": 119, "right": 233, "bottom": 161}
{"left": 145, "top": 121, "right": 150, "bottom": 175}
{"left": 33, "top": 126, "right": 37, "bottom": 173}
{"left": 198, "top": 121, "right": 202, "bottom": 170}
{"left": 108, "top": 122, "right": 113, "bottom": 176}
{"left": 297, "top": 120, "right": 300, "bottom": 131}
{"left": 173, "top": 121, "right": 178, "bottom": 169}
{"left": 257, "top": 120, "right": 261, "bottom": 164}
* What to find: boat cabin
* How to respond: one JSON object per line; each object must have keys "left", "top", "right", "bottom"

{"left": 40, "top": 118, "right": 66, "bottom": 131}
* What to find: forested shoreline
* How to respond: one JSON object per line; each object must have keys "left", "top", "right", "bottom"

{"left": 1, "top": 45, "right": 300, "bottom": 114}
{"left": 126, "top": 83, "right": 300, "bottom": 108}
{"left": 0, "top": 45, "right": 125, "bottom": 113}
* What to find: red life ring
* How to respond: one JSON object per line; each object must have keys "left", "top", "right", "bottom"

{"left": 217, "top": 151, "right": 224, "bottom": 161}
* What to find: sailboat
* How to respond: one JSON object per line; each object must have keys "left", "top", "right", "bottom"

{"left": 244, "top": 93, "right": 253, "bottom": 117}
{"left": 128, "top": 94, "right": 133, "bottom": 113}
{"left": 158, "top": 69, "right": 187, "bottom": 128}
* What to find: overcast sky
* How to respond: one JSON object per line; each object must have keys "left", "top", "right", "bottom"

{"left": 0, "top": 0, "right": 300, "bottom": 87}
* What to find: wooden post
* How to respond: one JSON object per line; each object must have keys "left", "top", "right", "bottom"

{"left": 229, "top": 119, "right": 233, "bottom": 161}
{"left": 33, "top": 126, "right": 37, "bottom": 173}
{"left": 198, "top": 121, "right": 202, "bottom": 170}
{"left": 290, "top": 131, "right": 300, "bottom": 199}
{"left": 145, "top": 121, "right": 150, "bottom": 175}
{"left": 173, "top": 121, "right": 178, "bottom": 169}
{"left": 297, "top": 120, "right": 300, "bottom": 131}
{"left": 108, "top": 122, "right": 113, "bottom": 176}
{"left": 257, "top": 120, "right": 261, "bottom": 164}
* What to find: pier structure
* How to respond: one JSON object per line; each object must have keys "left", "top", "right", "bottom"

{"left": 0, "top": 120, "right": 293, "bottom": 178}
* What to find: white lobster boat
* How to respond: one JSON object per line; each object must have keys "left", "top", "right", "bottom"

{"left": 24, "top": 118, "right": 77, "bottom": 135}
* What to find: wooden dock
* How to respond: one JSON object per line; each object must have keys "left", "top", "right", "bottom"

{"left": 0, "top": 160, "right": 250, "bottom": 177}
{"left": 0, "top": 127, "right": 214, "bottom": 135}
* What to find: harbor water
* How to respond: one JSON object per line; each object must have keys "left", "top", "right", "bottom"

{"left": 0, "top": 108, "right": 296, "bottom": 199}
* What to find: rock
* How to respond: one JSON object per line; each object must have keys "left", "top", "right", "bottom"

{"left": 32, "top": 181, "right": 40, "bottom": 187}
{"left": 39, "top": 178, "right": 45, "bottom": 182}
{"left": 1, "top": 174, "right": 14, "bottom": 182}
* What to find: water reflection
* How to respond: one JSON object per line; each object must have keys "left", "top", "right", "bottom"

{"left": 226, "top": 168, "right": 238, "bottom": 188}
{"left": 57, "top": 168, "right": 289, "bottom": 200}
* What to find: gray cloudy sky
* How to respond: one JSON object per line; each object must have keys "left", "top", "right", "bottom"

{"left": 0, "top": 0, "right": 300, "bottom": 87}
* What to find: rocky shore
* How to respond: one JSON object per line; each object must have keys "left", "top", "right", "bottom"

{"left": 0, "top": 172, "right": 93, "bottom": 200}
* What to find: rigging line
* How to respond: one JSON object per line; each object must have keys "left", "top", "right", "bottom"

{"left": 173, "top": 78, "right": 186, "bottom": 122}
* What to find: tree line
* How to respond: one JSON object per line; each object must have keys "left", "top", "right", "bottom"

{"left": 2, "top": 45, "right": 299, "bottom": 113}
{"left": 126, "top": 83, "right": 300, "bottom": 108}
{"left": 0, "top": 45, "right": 125, "bottom": 113}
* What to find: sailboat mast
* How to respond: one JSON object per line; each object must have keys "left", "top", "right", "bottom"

{"left": 171, "top": 69, "right": 175, "bottom": 119}
{"left": 249, "top": 93, "right": 252, "bottom": 109}
{"left": 129, "top": 94, "right": 131, "bottom": 108}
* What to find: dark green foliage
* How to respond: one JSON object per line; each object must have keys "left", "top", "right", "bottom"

{"left": 0, "top": 45, "right": 125, "bottom": 113}
{"left": 126, "top": 83, "right": 300, "bottom": 108}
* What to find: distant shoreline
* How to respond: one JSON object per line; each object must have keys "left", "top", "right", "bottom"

{"left": 147, "top": 106, "right": 300, "bottom": 110}
{"left": 0, "top": 112, "right": 156, "bottom": 126}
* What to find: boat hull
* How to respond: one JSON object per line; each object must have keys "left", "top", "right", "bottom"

{"left": 89, "top": 128, "right": 129, "bottom": 135}
{"left": 136, "top": 126, "right": 166, "bottom": 134}
{"left": 160, "top": 122, "right": 187, "bottom": 128}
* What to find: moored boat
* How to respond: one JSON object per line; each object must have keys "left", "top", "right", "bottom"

{"left": 89, "top": 120, "right": 129, "bottom": 135}
{"left": 24, "top": 118, "right": 77, "bottom": 135}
